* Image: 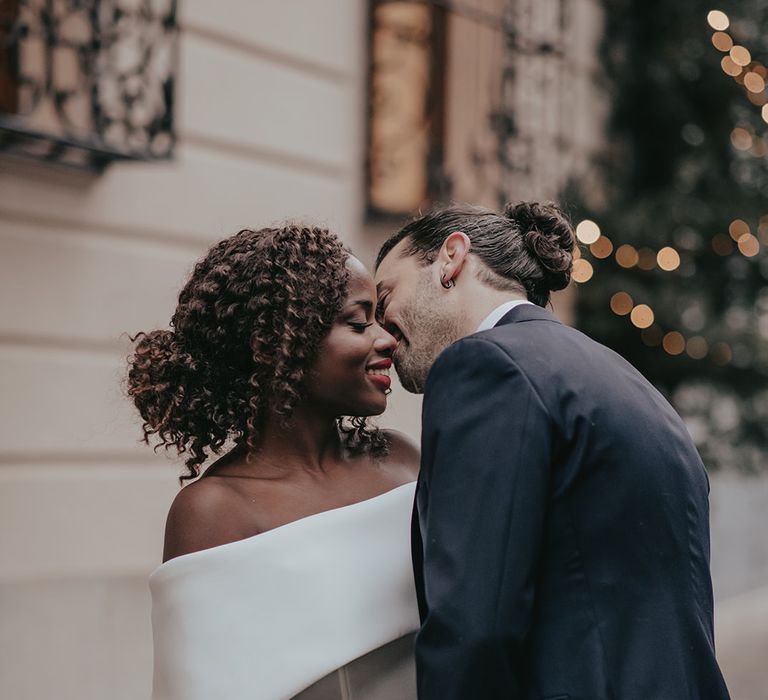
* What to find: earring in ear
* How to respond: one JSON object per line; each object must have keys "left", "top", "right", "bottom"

{"left": 441, "top": 274, "right": 455, "bottom": 289}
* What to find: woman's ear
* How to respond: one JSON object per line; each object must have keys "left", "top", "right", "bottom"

{"left": 437, "top": 231, "right": 471, "bottom": 286}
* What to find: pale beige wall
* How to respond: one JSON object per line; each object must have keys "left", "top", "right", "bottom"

{"left": 710, "top": 473, "right": 768, "bottom": 698}
{"left": 0, "top": 2, "right": 368, "bottom": 698}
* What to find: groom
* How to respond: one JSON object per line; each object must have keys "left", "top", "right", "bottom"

{"left": 374, "top": 202, "right": 730, "bottom": 700}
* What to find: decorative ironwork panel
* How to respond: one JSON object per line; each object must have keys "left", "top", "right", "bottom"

{"left": 367, "top": 0, "right": 572, "bottom": 215}
{"left": 0, "top": 0, "right": 177, "bottom": 169}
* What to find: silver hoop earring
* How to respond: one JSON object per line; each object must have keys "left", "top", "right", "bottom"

{"left": 441, "top": 274, "right": 455, "bottom": 289}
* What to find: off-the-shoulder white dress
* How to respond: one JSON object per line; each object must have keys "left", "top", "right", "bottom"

{"left": 149, "top": 481, "right": 419, "bottom": 700}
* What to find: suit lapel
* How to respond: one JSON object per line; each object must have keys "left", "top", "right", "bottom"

{"left": 411, "top": 303, "right": 561, "bottom": 626}
{"left": 411, "top": 482, "right": 427, "bottom": 622}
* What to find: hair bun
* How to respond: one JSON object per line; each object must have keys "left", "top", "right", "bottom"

{"left": 504, "top": 201, "right": 575, "bottom": 293}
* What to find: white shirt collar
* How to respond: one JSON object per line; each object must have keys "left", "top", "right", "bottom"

{"left": 475, "top": 299, "right": 534, "bottom": 333}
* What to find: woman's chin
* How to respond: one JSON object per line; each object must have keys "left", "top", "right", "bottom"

{"left": 347, "top": 398, "right": 387, "bottom": 418}
{"left": 365, "top": 403, "right": 388, "bottom": 417}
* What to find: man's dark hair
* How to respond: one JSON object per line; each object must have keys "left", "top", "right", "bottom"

{"left": 375, "top": 201, "right": 576, "bottom": 307}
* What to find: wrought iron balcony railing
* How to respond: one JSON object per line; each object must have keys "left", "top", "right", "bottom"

{"left": 0, "top": 0, "right": 177, "bottom": 170}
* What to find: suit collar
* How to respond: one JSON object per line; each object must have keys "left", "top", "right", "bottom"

{"left": 494, "top": 302, "right": 562, "bottom": 327}
{"left": 475, "top": 299, "right": 534, "bottom": 333}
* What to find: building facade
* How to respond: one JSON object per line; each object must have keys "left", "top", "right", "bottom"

{"left": 0, "top": 2, "right": 370, "bottom": 698}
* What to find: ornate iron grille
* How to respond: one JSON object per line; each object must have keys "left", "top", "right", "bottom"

{"left": 0, "top": 0, "right": 177, "bottom": 170}
{"left": 368, "top": 0, "right": 571, "bottom": 216}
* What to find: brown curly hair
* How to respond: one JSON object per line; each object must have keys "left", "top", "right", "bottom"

{"left": 127, "top": 225, "right": 387, "bottom": 482}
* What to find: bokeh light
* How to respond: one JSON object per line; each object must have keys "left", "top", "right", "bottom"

{"left": 686, "top": 336, "right": 709, "bottom": 359}
{"left": 758, "top": 216, "right": 768, "bottom": 244}
{"left": 630, "top": 304, "right": 655, "bottom": 329}
{"left": 731, "top": 127, "right": 753, "bottom": 150}
{"left": 662, "top": 331, "right": 686, "bottom": 355}
{"left": 744, "top": 72, "right": 766, "bottom": 94}
{"left": 747, "top": 90, "right": 768, "bottom": 108}
{"left": 712, "top": 342, "right": 733, "bottom": 366}
{"left": 657, "top": 246, "right": 681, "bottom": 271}
{"left": 572, "top": 258, "right": 594, "bottom": 283}
{"left": 707, "top": 10, "right": 730, "bottom": 31}
{"left": 721, "top": 56, "right": 742, "bottom": 76}
{"left": 737, "top": 233, "right": 760, "bottom": 257}
{"left": 712, "top": 234, "right": 734, "bottom": 256}
{"left": 610, "top": 291, "right": 634, "bottom": 316}
{"left": 751, "top": 139, "right": 768, "bottom": 157}
{"left": 575, "top": 219, "right": 601, "bottom": 245}
{"left": 590, "top": 236, "right": 614, "bottom": 259}
{"left": 729, "top": 219, "right": 750, "bottom": 241}
{"left": 762, "top": 104, "right": 768, "bottom": 123}
{"left": 641, "top": 324, "right": 664, "bottom": 346}
{"left": 730, "top": 46, "right": 752, "bottom": 66}
{"left": 711, "top": 31, "right": 733, "bottom": 51}
{"left": 637, "top": 247, "right": 657, "bottom": 270}
{"left": 615, "top": 244, "right": 639, "bottom": 268}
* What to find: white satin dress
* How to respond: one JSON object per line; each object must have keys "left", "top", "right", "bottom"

{"left": 149, "top": 481, "right": 419, "bottom": 700}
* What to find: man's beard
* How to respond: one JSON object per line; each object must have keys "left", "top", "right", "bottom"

{"left": 393, "top": 275, "right": 464, "bottom": 394}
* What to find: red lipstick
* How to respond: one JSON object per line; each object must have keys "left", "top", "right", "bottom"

{"left": 367, "top": 374, "right": 391, "bottom": 390}
{"left": 366, "top": 359, "right": 392, "bottom": 391}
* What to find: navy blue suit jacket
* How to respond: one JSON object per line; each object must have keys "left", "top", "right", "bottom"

{"left": 413, "top": 304, "right": 730, "bottom": 700}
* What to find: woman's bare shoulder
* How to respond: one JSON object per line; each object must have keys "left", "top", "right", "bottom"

{"left": 162, "top": 477, "right": 248, "bottom": 563}
{"left": 382, "top": 429, "right": 420, "bottom": 480}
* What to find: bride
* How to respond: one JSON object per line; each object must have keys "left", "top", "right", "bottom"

{"left": 127, "top": 224, "right": 420, "bottom": 699}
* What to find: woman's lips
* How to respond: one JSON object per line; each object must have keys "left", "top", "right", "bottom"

{"left": 366, "top": 360, "right": 392, "bottom": 391}
{"left": 367, "top": 373, "right": 392, "bottom": 390}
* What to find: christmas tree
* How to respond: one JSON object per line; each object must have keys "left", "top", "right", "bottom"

{"left": 570, "top": 0, "right": 768, "bottom": 471}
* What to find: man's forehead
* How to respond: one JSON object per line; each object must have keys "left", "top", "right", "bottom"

{"left": 375, "top": 238, "right": 413, "bottom": 281}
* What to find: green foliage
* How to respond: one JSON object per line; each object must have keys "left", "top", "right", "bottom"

{"left": 570, "top": 0, "right": 768, "bottom": 471}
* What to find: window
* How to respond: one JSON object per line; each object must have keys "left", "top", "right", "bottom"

{"left": 0, "top": 0, "right": 19, "bottom": 115}
{"left": 367, "top": 0, "right": 576, "bottom": 216}
{"left": 0, "top": 0, "right": 177, "bottom": 170}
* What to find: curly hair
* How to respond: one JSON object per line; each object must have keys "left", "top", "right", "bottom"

{"left": 127, "top": 225, "right": 388, "bottom": 482}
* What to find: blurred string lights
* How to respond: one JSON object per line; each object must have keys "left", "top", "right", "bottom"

{"left": 708, "top": 9, "right": 768, "bottom": 149}
{"left": 569, "top": 8, "right": 768, "bottom": 368}
{"left": 571, "top": 211, "right": 767, "bottom": 365}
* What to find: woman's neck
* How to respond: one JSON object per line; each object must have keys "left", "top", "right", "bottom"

{"left": 246, "top": 404, "right": 344, "bottom": 476}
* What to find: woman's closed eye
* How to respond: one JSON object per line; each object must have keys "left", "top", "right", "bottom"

{"left": 349, "top": 321, "right": 374, "bottom": 333}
